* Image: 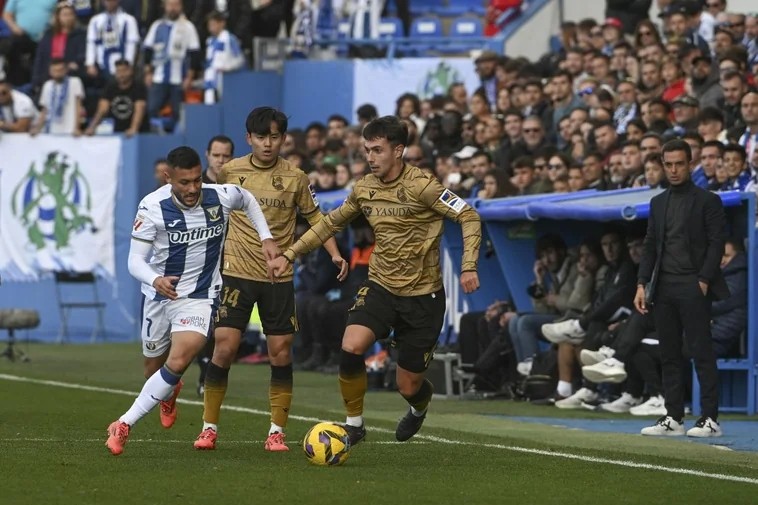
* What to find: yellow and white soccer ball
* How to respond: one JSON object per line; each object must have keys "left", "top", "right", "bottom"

{"left": 302, "top": 422, "right": 351, "bottom": 466}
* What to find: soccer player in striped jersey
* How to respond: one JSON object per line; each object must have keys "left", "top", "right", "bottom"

{"left": 105, "top": 146, "right": 279, "bottom": 456}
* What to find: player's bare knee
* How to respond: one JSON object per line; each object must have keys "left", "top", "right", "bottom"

{"left": 212, "top": 328, "right": 242, "bottom": 366}
{"left": 395, "top": 369, "right": 424, "bottom": 397}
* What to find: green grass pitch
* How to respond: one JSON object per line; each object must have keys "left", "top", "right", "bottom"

{"left": 1, "top": 343, "right": 758, "bottom": 505}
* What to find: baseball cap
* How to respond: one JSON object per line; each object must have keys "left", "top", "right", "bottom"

{"left": 453, "top": 146, "right": 478, "bottom": 160}
{"left": 603, "top": 18, "right": 623, "bottom": 29}
{"left": 672, "top": 95, "right": 700, "bottom": 108}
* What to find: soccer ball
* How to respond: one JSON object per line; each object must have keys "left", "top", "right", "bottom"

{"left": 302, "top": 422, "right": 351, "bottom": 466}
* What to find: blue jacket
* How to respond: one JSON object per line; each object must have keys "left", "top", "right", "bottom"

{"left": 31, "top": 28, "right": 87, "bottom": 92}
{"left": 711, "top": 252, "right": 747, "bottom": 357}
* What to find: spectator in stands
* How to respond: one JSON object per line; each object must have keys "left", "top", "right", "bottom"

{"left": 620, "top": 140, "right": 644, "bottom": 187}
{"left": 547, "top": 152, "right": 570, "bottom": 185}
{"left": 153, "top": 158, "right": 169, "bottom": 188}
{"left": 550, "top": 70, "right": 584, "bottom": 136}
{"left": 474, "top": 51, "right": 499, "bottom": 107}
{"left": 0, "top": 0, "right": 57, "bottom": 86}
{"left": 593, "top": 120, "right": 619, "bottom": 160}
{"left": 250, "top": 0, "right": 286, "bottom": 39}
{"left": 192, "top": 0, "right": 251, "bottom": 53}
{"left": 31, "top": 58, "right": 85, "bottom": 136}
{"left": 666, "top": 2, "right": 710, "bottom": 54}
{"left": 356, "top": 103, "right": 378, "bottom": 128}
{"left": 0, "top": 78, "right": 37, "bottom": 132}
{"left": 719, "top": 143, "right": 750, "bottom": 190}
{"left": 640, "top": 132, "right": 663, "bottom": 158}
{"left": 640, "top": 152, "right": 665, "bottom": 188}
{"left": 633, "top": 18, "right": 662, "bottom": 51}
{"left": 734, "top": 91, "right": 758, "bottom": 156}
{"left": 625, "top": 118, "right": 647, "bottom": 142}
{"left": 582, "top": 151, "right": 608, "bottom": 190}
{"left": 659, "top": 56, "right": 686, "bottom": 103}
{"left": 201, "top": 135, "right": 234, "bottom": 183}
{"left": 32, "top": 2, "right": 86, "bottom": 96}
{"left": 697, "top": 107, "right": 726, "bottom": 143}
{"left": 202, "top": 10, "right": 245, "bottom": 105}
{"left": 711, "top": 238, "right": 748, "bottom": 357}
{"left": 479, "top": 168, "right": 517, "bottom": 199}
{"left": 670, "top": 95, "right": 699, "bottom": 134}
{"left": 552, "top": 173, "right": 570, "bottom": 193}
{"left": 304, "top": 122, "right": 326, "bottom": 155}
{"left": 326, "top": 114, "right": 348, "bottom": 140}
{"left": 505, "top": 116, "right": 549, "bottom": 170}
{"left": 606, "top": 0, "right": 651, "bottom": 35}
{"left": 85, "top": 59, "right": 147, "bottom": 136}
{"left": 313, "top": 163, "right": 337, "bottom": 192}
{"left": 567, "top": 164, "right": 587, "bottom": 192}
{"left": 396, "top": 92, "right": 425, "bottom": 132}
{"left": 614, "top": 79, "right": 639, "bottom": 135}
{"left": 690, "top": 53, "right": 723, "bottom": 109}
{"left": 143, "top": 0, "right": 201, "bottom": 130}
{"left": 696, "top": 140, "right": 723, "bottom": 189}
{"left": 512, "top": 156, "right": 549, "bottom": 195}
{"left": 469, "top": 89, "right": 492, "bottom": 124}
{"left": 468, "top": 150, "right": 494, "bottom": 198}
{"left": 638, "top": 60, "right": 664, "bottom": 103}
{"left": 85, "top": 0, "right": 140, "bottom": 84}
{"left": 718, "top": 71, "right": 748, "bottom": 130}
{"left": 335, "top": 162, "right": 352, "bottom": 190}
{"left": 447, "top": 82, "right": 468, "bottom": 115}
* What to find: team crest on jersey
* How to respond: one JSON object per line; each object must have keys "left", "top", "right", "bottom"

{"left": 238, "top": 176, "right": 247, "bottom": 185}
{"left": 272, "top": 176, "right": 284, "bottom": 190}
{"left": 438, "top": 189, "right": 466, "bottom": 213}
{"left": 145, "top": 342, "right": 157, "bottom": 351}
{"left": 308, "top": 184, "right": 320, "bottom": 207}
{"left": 397, "top": 188, "right": 408, "bottom": 203}
{"left": 205, "top": 205, "right": 221, "bottom": 222}
{"left": 369, "top": 190, "right": 376, "bottom": 199}
{"left": 362, "top": 206, "right": 373, "bottom": 216}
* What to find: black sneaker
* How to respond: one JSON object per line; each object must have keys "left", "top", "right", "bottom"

{"left": 343, "top": 424, "right": 366, "bottom": 447}
{"left": 395, "top": 409, "right": 426, "bottom": 441}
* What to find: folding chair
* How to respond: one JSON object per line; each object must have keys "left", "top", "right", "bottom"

{"left": 54, "top": 272, "right": 106, "bottom": 343}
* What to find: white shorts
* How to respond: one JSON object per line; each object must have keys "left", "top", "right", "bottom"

{"left": 141, "top": 297, "right": 215, "bottom": 358}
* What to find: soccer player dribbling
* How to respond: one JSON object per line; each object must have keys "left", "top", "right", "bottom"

{"left": 194, "top": 107, "right": 349, "bottom": 452}
{"left": 269, "top": 116, "right": 481, "bottom": 445}
{"left": 105, "top": 146, "right": 279, "bottom": 455}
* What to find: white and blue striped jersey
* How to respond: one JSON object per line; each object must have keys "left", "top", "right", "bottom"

{"left": 131, "top": 184, "right": 271, "bottom": 301}
{"left": 143, "top": 17, "right": 200, "bottom": 85}
{"left": 85, "top": 9, "right": 140, "bottom": 76}
{"left": 203, "top": 29, "right": 244, "bottom": 103}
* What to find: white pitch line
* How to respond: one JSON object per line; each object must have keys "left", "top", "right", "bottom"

{"left": 1, "top": 373, "right": 757, "bottom": 486}
{"left": 0, "top": 438, "right": 424, "bottom": 445}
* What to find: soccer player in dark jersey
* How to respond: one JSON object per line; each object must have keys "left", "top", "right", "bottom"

{"left": 269, "top": 116, "right": 481, "bottom": 444}
{"left": 194, "top": 107, "right": 349, "bottom": 452}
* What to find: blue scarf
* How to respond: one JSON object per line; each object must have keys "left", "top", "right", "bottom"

{"left": 47, "top": 77, "right": 70, "bottom": 132}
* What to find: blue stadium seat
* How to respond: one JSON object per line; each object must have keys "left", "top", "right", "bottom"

{"left": 450, "top": 16, "right": 484, "bottom": 37}
{"left": 378, "top": 17, "right": 403, "bottom": 39}
{"left": 410, "top": 16, "right": 443, "bottom": 38}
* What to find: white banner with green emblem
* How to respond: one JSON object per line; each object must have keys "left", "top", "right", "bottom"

{"left": 352, "top": 58, "right": 481, "bottom": 117}
{"left": 0, "top": 134, "right": 120, "bottom": 281}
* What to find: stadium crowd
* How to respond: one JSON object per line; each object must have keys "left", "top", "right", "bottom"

{"left": 2, "top": 0, "right": 757, "bottom": 418}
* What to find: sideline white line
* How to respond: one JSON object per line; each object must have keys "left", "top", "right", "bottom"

{"left": 0, "top": 438, "right": 423, "bottom": 446}
{"left": 1, "top": 373, "right": 757, "bottom": 485}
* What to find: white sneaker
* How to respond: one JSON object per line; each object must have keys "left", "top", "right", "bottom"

{"left": 516, "top": 357, "right": 533, "bottom": 376}
{"left": 629, "top": 395, "right": 667, "bottom": 416}
{"left": 582, "top": 357, "right": 627, "bottom": 384}
{"left": 599, "top": 392, "right": 642, "bottom": 413}
{"left": 686, "top": 417, "right": 722, "bottom": 438}
{"left": 541, "top": 319, "right": 586, "bottom": 344}
{"left": 580, "top": 345, "right": 615, "bottom": 366}
{"left": 555, "top": 387, "right": 598, "bottom": 409}
{"left": 641, "top": 416, "right": 685, "bottom": 436}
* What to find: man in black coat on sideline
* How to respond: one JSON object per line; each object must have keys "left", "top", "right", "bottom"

{"left": 635, "top": 139, "right": 728, "bottom": 438}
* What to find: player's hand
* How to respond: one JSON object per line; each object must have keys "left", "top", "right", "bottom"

{"left": 699, "top": 281, "right": 708, "bottom": 296}
{"left": 633, "top": 285, "right": 647, "bottom": 314}
{"left": 460, "top": 271, "right": 479, "bottom": 294}
{"left": 332, "top": 256, "right": 349, "bottom": 282}
{"left": 268, "top": 256, "right": 289, "bottom": 279}
{"left": 261, "top": 238, "right": 281, "bottom": 262}
{"left": 153, "top": 276, "right": 179, "bottom": 300}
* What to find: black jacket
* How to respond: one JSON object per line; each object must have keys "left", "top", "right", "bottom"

{"left": 638, "top": 181, "right": 729, "bottom": 301}
{"left": 605, "top": 0, "right": 651, "bottom": 34}
{"left": 711, "top": 252, "right": 747, "bottom": 356}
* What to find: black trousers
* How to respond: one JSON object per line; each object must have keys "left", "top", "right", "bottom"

{"left": 653, "top": 275, "right": 719, "bottom": 421}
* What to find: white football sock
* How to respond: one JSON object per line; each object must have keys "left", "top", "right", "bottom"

{"left": 269, "top": 423, "right": 284, "bottom": 435}
{"left": 557, "top": 380, "right": 572, "bottom": 397}
{"left": 346, "top": 415, "right": 363, "bottom": 427}
{"left": 119, "top": 368, "right": 178, "bottom": 426}
{"left": 202, "top": 422, "right": 217, "bottom": 432}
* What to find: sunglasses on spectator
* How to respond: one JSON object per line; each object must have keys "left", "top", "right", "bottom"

{"left": 548, "top": 164, "right": 565, "bottom": 170}
{"left": 639, "top": 30, "right": 652, "bottom": 36}
{"left": 534, "top": 163, "right": 547, "bottom": 170}
{"left": 523, "top": 128, "right": 542, "bottom": 134}
{"left": 578, "top": 87, "right": 594, "bottom": 97}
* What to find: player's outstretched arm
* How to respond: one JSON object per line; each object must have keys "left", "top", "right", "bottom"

{"left": 418, "top": 177, "right": 482, "bottom": 293}
{"left": 226, "top": 185, "right": 280, "bottom": 265}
